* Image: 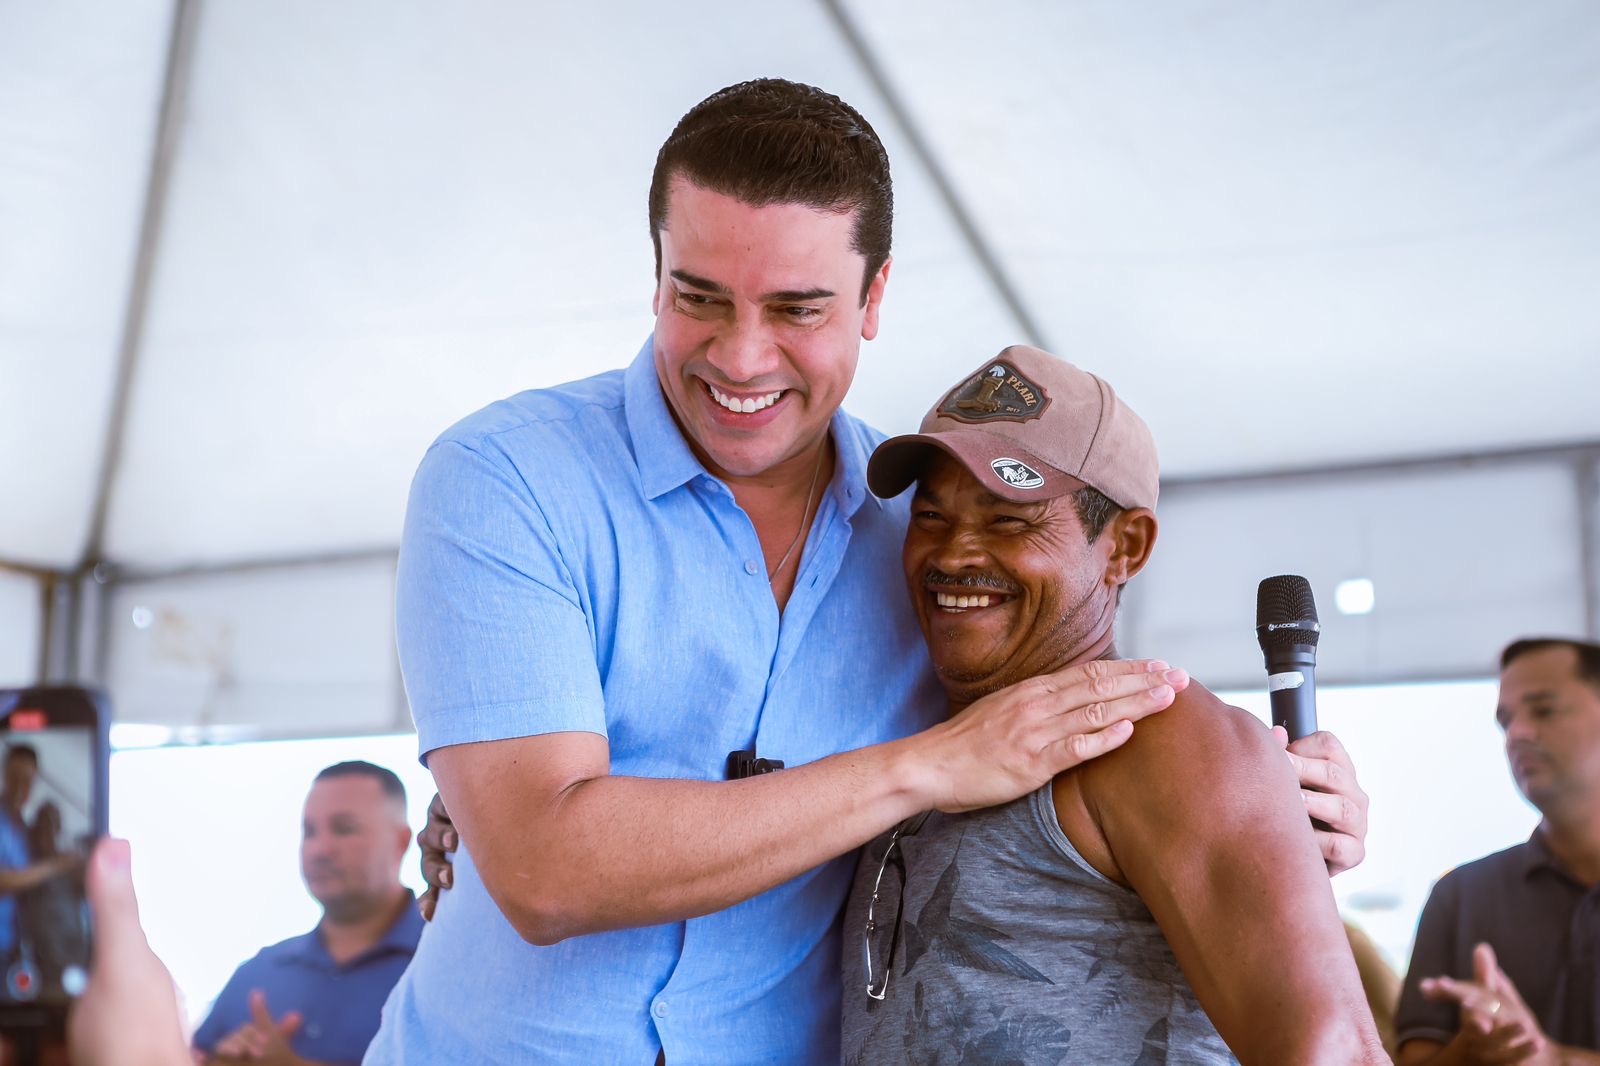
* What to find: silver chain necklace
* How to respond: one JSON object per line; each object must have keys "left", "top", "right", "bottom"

{"left": 767, "top": 445, "right": 827, "bottom": 584}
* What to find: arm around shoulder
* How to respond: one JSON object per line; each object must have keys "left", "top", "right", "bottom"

{"left": 1077, "top": 687, "right": 1387, "bottom": 1065}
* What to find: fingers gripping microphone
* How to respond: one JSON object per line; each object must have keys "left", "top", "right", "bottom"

{"left": 1256, "top": 575, "right": 1320, "bottom": 741}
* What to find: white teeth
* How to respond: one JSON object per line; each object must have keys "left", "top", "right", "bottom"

{"left": 935, "top": 593, "right": 993, "bottom": 609}
{"left": 709, "top": 384, "right": 783, "bottom": 414}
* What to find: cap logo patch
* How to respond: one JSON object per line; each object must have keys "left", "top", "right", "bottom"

{"left": 991, "top": 457, "right": 1044, "bottom": 490}
{"left": 937, "top": 362, "right": 1051, "bottom": 425}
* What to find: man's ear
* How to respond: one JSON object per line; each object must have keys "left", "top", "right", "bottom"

{"left": 860, "top": 255, "right": 892, "bottom": 340}
{"left": 1103, "top": 508, "right": 1158, "bottom": 588}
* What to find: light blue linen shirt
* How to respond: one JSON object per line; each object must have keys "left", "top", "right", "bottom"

{"left": 366, "top": 338, "right": 942, "bottom": 1065}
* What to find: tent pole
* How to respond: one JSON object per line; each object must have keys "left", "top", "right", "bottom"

{"left": 35, "top": 575, "right": 56, "bottom": 684}
{"left": 818, "top": 0, "right": 1051, "bottom": 352}
{"left": 79, "top": 0, "right": 205, "bottom": 571}
{"left": 111, "top": 546, "right": 399, "bottom": 587}
{"left": 1579, "top": 453, "right": 1600, "bottom": 640}
{"left": 1162, "top": 439, "right": 1600, "bottom": 495}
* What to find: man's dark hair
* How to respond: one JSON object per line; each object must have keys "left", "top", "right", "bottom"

{"left": 314, "top": 760, "right": 406, "bottom": 807}
{"left": 1072, "top": 486, "right": 1129, "bottom": 604}
{"left": 1072, "top": 486, "right": 1121, "bottom": 545}
{"left": 4, "top": 744, "right": 37, "bottom": 767}
{"left": 1501, "top": 637, "right": 1600, "bottom": 692}
{"left": 648, "top": 78, "right": 893, "bottom": 303}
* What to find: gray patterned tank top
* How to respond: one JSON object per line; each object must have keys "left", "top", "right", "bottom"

{"left": 840, "top": 784, "right": 1234, "bottom": 1064}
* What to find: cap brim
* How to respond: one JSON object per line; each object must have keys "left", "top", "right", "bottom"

{"left": 867, "top": 428, "right": 1087, "bottom": 502}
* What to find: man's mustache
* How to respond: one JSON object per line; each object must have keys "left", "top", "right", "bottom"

{"left": 921, "top": 569, "right": 1020, "bottom": 595}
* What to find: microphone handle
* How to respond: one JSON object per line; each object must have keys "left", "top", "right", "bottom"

{"left": 1267, "top": 661, "right": 1318, "bottom": 741}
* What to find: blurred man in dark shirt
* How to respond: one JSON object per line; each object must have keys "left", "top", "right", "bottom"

{"left": 1397, "top": 638, "right": 1600, "bottom": 1063}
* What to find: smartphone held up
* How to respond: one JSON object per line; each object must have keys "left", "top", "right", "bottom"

{"left": 0, "top": 688, "right": 109, "bottom": 1035}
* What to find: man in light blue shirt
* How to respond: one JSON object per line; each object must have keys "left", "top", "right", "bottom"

{"left": 370, "top": 79, "right": 1367, "bottom": 1064}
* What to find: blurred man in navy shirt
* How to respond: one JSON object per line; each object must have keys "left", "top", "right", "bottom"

{"left": 194, "top": 761, "right": 420, "bottom": 1066}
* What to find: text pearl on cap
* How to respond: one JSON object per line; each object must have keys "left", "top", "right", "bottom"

{"left": 744, "top": 560, "right": 759, "bottom": 576}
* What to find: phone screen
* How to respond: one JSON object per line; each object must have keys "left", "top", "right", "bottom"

{"left": 0, "top": 689, "right": 105, "bottom": 1015}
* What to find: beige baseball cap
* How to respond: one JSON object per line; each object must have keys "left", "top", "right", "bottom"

{"left": 867, "top": 345, "right": 1160, "bottom": 511}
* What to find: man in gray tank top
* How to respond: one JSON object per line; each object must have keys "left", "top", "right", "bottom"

{"left": 841, "top": 345, "right": 1388, "bottom": 1064}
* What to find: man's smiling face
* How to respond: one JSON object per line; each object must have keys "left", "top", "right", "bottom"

{"left": 651, "top": 177, "right": 889, "bottom": 483}
{"left": 902, "top": 453, "right": 1121, "bottom": 706}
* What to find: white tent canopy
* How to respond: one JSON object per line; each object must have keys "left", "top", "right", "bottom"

{"left": 3, "top": 1, "right": 1598, "bottom": 734}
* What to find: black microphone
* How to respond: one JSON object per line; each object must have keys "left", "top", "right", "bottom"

{"left": 1255, "top": 575, "right": 1320, "bottom": 741}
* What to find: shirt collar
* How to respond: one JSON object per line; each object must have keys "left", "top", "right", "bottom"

{"left": 625, "top": 333, "right": 873, "bottom": 519}
{"left": 280, "top": 929, "right": 331, "bottom": 967}
{"left": 375, "top": 895, "right": 426, "bottom": 954}
{"left": 291, "top": 891, "right": 423, "bottom": 970}
{"left": 826, "top": 407, "right": 871, "bottom": 521}
{"left": 624, "top": 336, "right": 705, "bottom": 501}
{"left": 1521, "top": 826, "right": 1585, "bottom": 888}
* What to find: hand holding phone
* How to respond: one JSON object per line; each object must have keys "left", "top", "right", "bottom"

{"left": 68, "top": 838, "right": 190, "bottom": 1066}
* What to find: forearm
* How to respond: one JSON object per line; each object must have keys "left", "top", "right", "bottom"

{"left": 435, "top": 734, "right": 928, "bottom": 944}
{"left": 1404, "top": 1034, "right": 1600, "bottom": 1066}
{"left": 0, "top": 861, "right": 63, "bottom": 893}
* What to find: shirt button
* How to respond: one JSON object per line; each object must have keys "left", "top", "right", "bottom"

{"left": 743, "top": 560, "right": 759, "bottom": 576}
{"left": 653, "top": 1000, "right": 669, "bottom": 1018}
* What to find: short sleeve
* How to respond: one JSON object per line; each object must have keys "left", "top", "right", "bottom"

{"left": 396, "top": 439, "right": 607, "bottom": 763}
{"left": 1395, "top": 873, "right": 1463, "bottom": 1048}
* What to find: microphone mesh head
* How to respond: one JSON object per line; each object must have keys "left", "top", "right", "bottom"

{"left": 1256, "top": 574, "right": 1320, "bottom": 650}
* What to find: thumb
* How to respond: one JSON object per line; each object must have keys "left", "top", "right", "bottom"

{"left": 84, "top": 838, "right": 147, "bottom": 962}
{"left": 1268, "top": 726, "right": 1301, "bottom": 771}
{"left": 278, "top": 1009, "right": 304, "bottom": 1038}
